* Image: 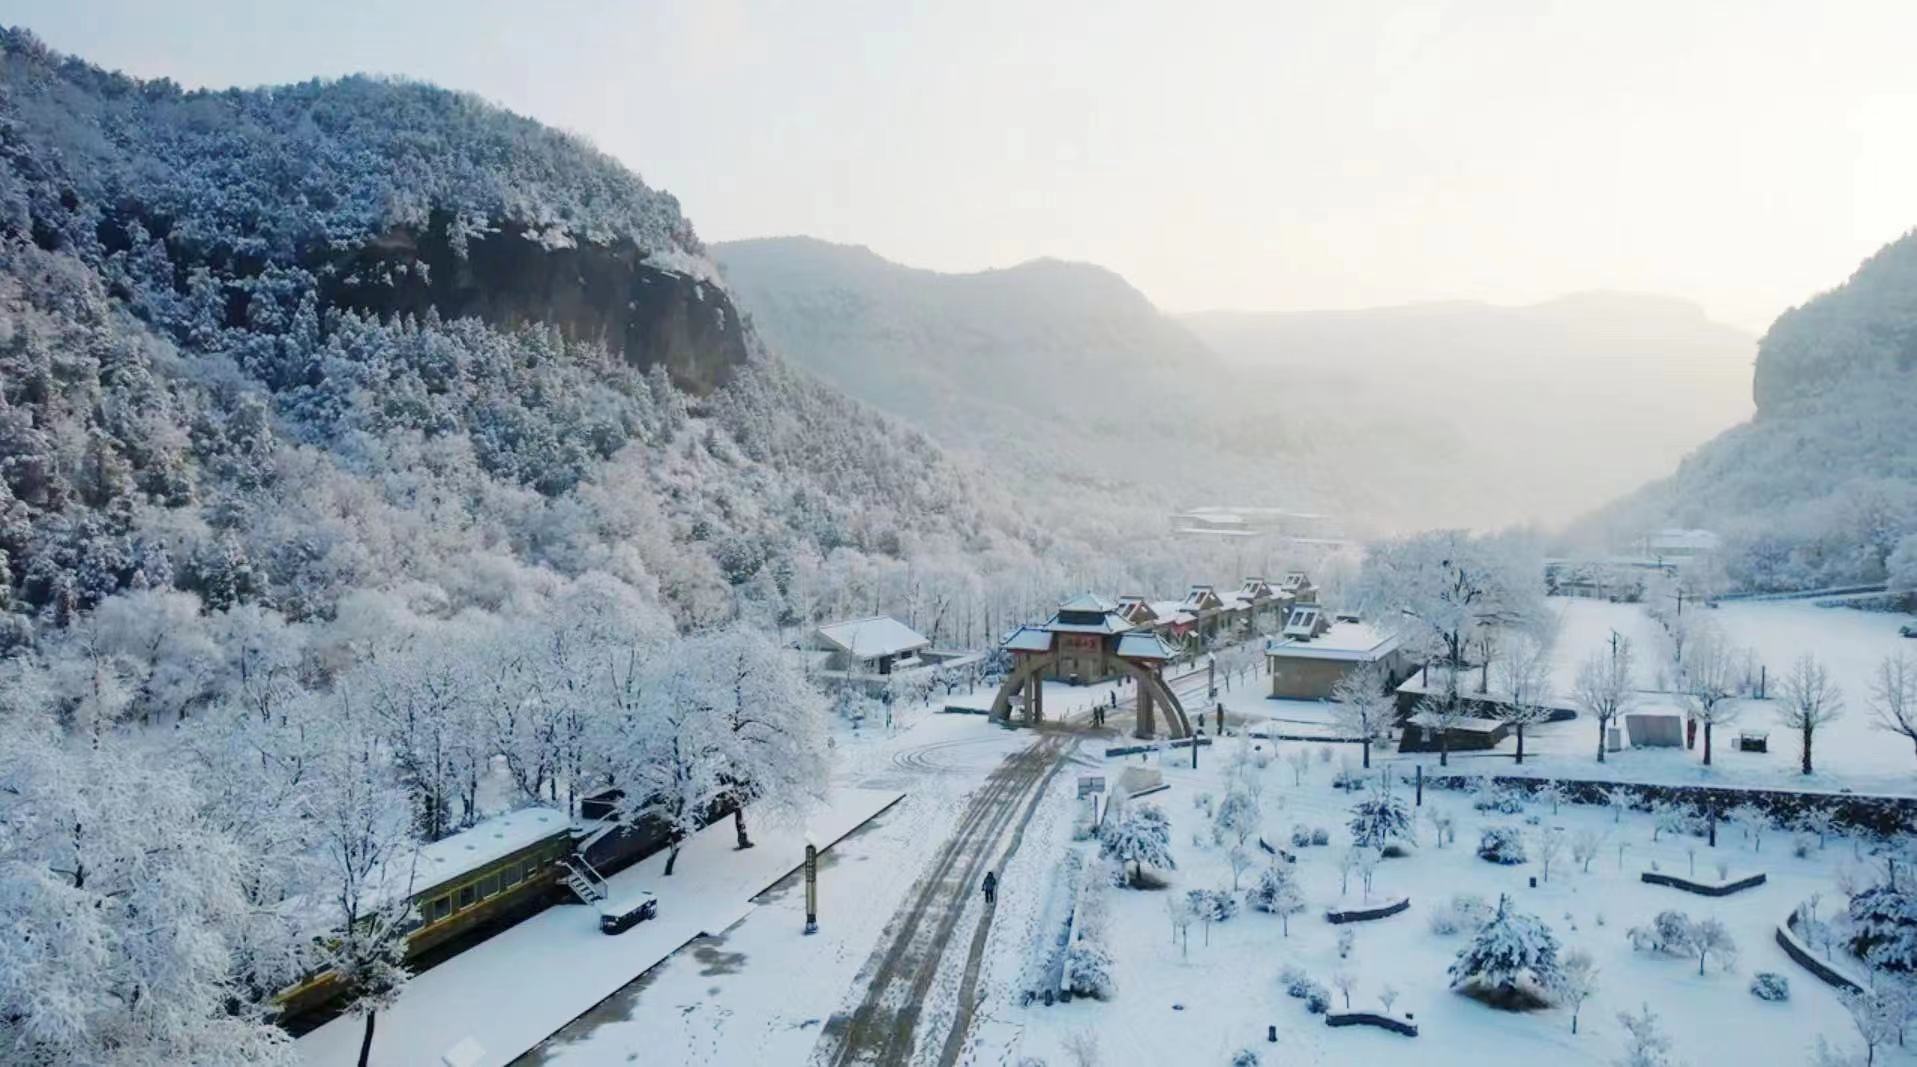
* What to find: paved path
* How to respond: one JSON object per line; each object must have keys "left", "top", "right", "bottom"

{"left": 810, "top": 730, "right": 1075, "bottom": 1067}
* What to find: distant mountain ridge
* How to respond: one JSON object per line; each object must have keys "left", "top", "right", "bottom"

{"left": 1586, "top": 231, "right": 1917, "bottom": 591}
{"left": 714, "top": 236, "right": 1304, "bottom": 516}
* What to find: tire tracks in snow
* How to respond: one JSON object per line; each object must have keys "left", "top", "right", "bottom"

{"left": 812, "top": 730, "right": 1072, "bottom": 1067}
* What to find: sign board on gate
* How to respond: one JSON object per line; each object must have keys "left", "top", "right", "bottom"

{"left": 1078, "top": 775, "right": 1105, "bottom": 797}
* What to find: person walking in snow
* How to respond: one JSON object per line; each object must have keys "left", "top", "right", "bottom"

{"left": 982, "top": 870, "right": 998, "bottom": 906}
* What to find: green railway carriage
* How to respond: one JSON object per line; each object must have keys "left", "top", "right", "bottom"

{"left": 275, "top": 808, "right": 573, "bottom": 1022}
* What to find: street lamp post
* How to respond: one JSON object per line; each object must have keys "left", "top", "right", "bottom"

{"left": 803, "top": 833, "right": 819, "bottom": 935}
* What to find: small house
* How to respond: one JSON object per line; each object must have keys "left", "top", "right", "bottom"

{"left": 1265, "top": 610, "right": 1406, "bottom": 700}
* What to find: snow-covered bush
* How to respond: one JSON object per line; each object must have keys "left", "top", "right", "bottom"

{"left": 1064, "top": 942, "right": 1116, "bottom": 1000}
{"left": 1429, "top": 893, "right": 1494, "bottom": 936}
{"left": 1186, "top": 888, "right": 1239, "bottom": 924}
{"left": 1230, "top": 1048, "right": 1261, "bottom": 1067}
{"left": 1248, "top": 863, "right": 1306, "bottom": 933}
{"left": 1473, "top": 782, "right": 1527, "bottom": 814}
{"left": 1478, "top": 826, "right": 1528, "bottom": 864}
{"left": 1628, "top": 910, "right": 1695, "bottom": 956}
{"left": 1448, "top": 895, "right": 1563, "bottom": 1007}
{"left": 1750, "top": 972, "right": 1790, "bottom": 1001}
{"left": 1100, "top": 803, "right": 1176, "bottom": 888}
{"left": 1279, "top": 965, "right": 1311, "bottom": 993}
{"left": 1311, "top": 827, "right": 1331, "bottom": 846}
{"left": 1847, "top": 879, "right": 1917, "bottom": 971}
{"left": 1347, "top": 786, "right": 1414, "bottom": 851}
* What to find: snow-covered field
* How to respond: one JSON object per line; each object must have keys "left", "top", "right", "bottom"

{"left": 1006, "top": 737, "right": 1899, "bottom": 1067}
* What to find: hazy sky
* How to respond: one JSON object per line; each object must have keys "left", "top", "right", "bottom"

{"left": 14, "top": 1, "right": 1917, "bottom": 331}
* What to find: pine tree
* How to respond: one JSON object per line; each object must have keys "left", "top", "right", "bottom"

{"left": 1448, "top": 894, "right": 1563, "bottom": 1005}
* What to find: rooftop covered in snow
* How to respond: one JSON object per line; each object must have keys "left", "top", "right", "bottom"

{"left": 813, "top": 616, "right": 933, "bottom": 661}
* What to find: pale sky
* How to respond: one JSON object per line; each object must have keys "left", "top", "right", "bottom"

{"left": 13, "top": 1, "right": 1917, "bottom": 331}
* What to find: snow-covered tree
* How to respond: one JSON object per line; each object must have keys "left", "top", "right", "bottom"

{"left": 1573, "top": 637, "right": 1636, "bottom": 764}
{"left": 1249, "top": 862, "right": 1306, "bottom": 935}
{"left": 309, "top": 722, "right": 419, "bottom": 1067}
{"left": 1688, "top": 916, "right": 1738, "bottom": 976}
{"left": 1448, "top": 894, "right": 1562, "bottom": 1004}
{"left": 1346, "top": 779, "right": 1414, "bottom": 851}
{"left": 1617, "top": 1002, "right": 1678, "bottom": 1067}
{"left": 1214, "top": 788, "right": 1262, "bottom": 849}
{"left": 1554, "top": 947, "right": 1598, "bottom": 1033}
{"left": 1329, "top": 660, "right": 1395, "bottom": 769}
{"left": 1778, "top": 653, "right": 1846, "bottom": 776}
{"left": 0, "top": 723, "right": 299, "bottom": 1066}
{"left": 1868, "top": 652, "right": 1917, "bottom": 762}
{"left": 1491, "top": 633, "right": 1553, "bottom": 765}
{"left": 1683, "top": 627, "right": 1742, "bottom": 766}
{"left": 1101, "top": 803, "right": 1176, "bottom": 888}
{"left": 1536, "top": 826, "right": 1567, "bottom": 882}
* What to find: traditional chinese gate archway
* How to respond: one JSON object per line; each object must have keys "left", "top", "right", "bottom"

{"left": 988, "top": 649, "right": 1191, "bottom": 739}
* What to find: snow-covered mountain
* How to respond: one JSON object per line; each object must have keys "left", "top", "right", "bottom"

{"left": 0, "top": 29, "right": 1035, "bottom": 640}
{"left": 1586, "top": 233, "right": 1917, "bottom": 591}
{"left": 1185, "top": 293, "right": 1757, "bottom": 531}
{"left": 719, "top": 237, "right": 1756, "bottom": 533}
{"left": 713, "top": 236, "right": 1330, "bottom": 527}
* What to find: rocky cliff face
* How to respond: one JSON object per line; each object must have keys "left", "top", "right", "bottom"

{"left": 319, "top": 213, "right": 747, "bottom": 394}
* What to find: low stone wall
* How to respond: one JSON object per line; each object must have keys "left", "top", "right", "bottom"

{"left": 1325, "top": 897, "right": 1410, "bottom": 924}
{"left": 1774, "top": 918, "right": 1864, "bottom": 994}
{"left": 1640, "top": 871, "right": 1767, "bottom": 897}
{"left": 1325, "top": 1011, "right": 1418, "bottom": 1036}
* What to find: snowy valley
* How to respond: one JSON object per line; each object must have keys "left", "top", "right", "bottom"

{"left": 4, "top": 12, "right": 1917, "bottom": 1067}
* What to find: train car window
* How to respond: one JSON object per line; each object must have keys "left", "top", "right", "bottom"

{"left": 480, "top": 873, "right": 500, "bottom": 899}
{"left": 523, "top": 859, "right": 538, "bottom": 882}
{"left": 504, "top": 866, "right": 522, "bottom": 888}
{"left": 458, "top": 884, "right": 476, "bottom": 909}
{"left": 431, "top": 896, "right": 450, "bottom": 921}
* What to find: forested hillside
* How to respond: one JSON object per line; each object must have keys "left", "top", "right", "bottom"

{"left": 0, "top": 30, "right": 1078, "bottom": 648}
{"left": 0, "top": 33, "right": 1211, "bottom": 1061}
{"left": 1587, "top": 232, "right": 1917, "bottom": 592}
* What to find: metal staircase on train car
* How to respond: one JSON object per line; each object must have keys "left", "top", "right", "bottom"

{"left": 559, "top": 856, "right": 610, "bottom": 905}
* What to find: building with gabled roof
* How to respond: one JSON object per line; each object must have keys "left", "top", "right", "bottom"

{"left": 1264, "top": 609, "right": 1408, "bottom": 700}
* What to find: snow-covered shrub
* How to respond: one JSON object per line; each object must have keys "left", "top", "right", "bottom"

{"left": 1186, "top": 888, "right": 1238, "bottom": 924}
{"left": 1248, "top": 863, "right": 1305, "bottom": 930}
{"left": 1290, "top": 824, "right": 1313, "bottom": 848}
{"left": 1310, "top": 827, "right": 1330, "bottom": 846}
{"left": 1750, "top": 972, "right": 1790, "bottom": 1001}
{"left": 1628, "top": 910, "right": 1695, "bottom": 955}
{"left": 1473, "top": 783, "right": 1527, "bottom": 814}
{"left": 1347, "top": 787, "right": 1414, "bottom": 851}
{"left": 1429, "top": 893, "right": 1493, "bottom": 936}
{"left": 1100, "top": 803, "right": 1176, "bottom": 888}
{"left": 1064, "top": 942, "right": 1116, "bottom": 1000}
{"left": 1478, "top": 826, "right": 1528, "bottom": 864}
{"left": 1303, "top": 987, "right": 1330, "bottom": 1014}
{"left": 1448, "top": 895, "right": 1563, "bottom": 1007}
{"left": 1194, "top": 791, "right": 1215, "bottom": 814}
{"left": 1279, "top": 965, "right": 1311, "bottom": 993}
{"left": 1230, "top": 1048, "right": 1261, "bottom": 1067}
{"left": 1848, "top": 880, "right": 1917, "bottom": 971}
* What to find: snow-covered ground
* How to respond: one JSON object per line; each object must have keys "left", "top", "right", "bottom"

{"left": 518, "top": 702, "right": 1076, "bottom": 1065}
{"left": 1005, "top": 736, "right": 1900, "bottom": 1067}
{"left": 1212, "top": 598, "right": 1917, "bottom": 796}
{"left": 297, "top": 786, "right": 903, "bottom": 1067}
